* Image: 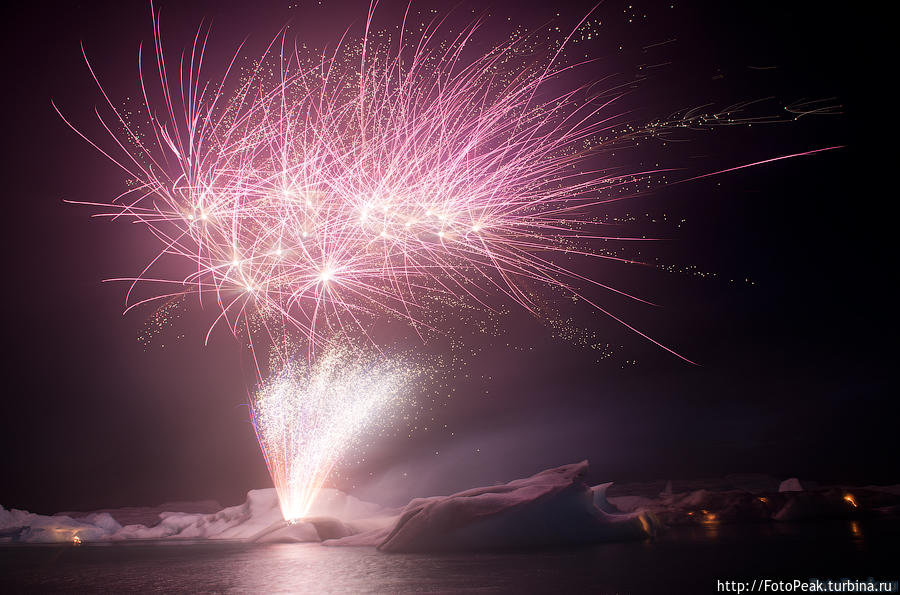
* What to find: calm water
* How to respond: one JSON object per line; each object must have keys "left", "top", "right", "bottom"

{"left": 2, "top": 521, "right": 897, "bottom": 594}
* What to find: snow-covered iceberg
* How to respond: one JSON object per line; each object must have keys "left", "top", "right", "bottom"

{"left": 327, "top": 461, "right": 655, "bottom": 552}
{"left": 1, "top": 462, "right": 653, "bottom": 549}
{"left": 606, "top": 480, "right": 900, "bottom": 525}
{"left": 0, "top": 487, "right": 386, "bottom": 544}
{"left": 4, "top": 462, "right": 897, "bottom": 549}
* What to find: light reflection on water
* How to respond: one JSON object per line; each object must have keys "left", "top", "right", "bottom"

{"left": 1, "top": 521, "right": 896, "bottom": 594}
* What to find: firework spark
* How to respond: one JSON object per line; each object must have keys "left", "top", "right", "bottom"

{"left": 57, "top": 4, "right": 740, "bottom": 362}
{"left": 252, "top": 345, "right": 412, "bottom": 521}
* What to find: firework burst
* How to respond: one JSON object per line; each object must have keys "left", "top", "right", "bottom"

{"left": 58, "top": 4, "right": 732, "bottom": 362}
{"left": 252, "top": 344, "right": 413, "bottom": 521}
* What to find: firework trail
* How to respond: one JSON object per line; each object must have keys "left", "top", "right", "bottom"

{"left": 252, "top": 344, "right": 412, "bottom": 521}
{"left": 56, "top": 3, "right": 741, "bottom": 364}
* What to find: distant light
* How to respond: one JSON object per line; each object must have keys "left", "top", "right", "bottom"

{"left": 637, "top": 514, "right": 651, "bottom": 535}
{"left": 72, "top": 535, "right": 82, "bottom": 545}
{"left": 843, "top": 493, "right": 858, "bottom": 508}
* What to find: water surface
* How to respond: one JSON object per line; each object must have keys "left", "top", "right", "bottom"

{"left": 2, "top": 520, "right": 897, "bottom": 593}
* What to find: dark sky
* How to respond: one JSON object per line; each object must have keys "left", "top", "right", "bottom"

{"left": 0, "top": 0, "right": 892, "bottom": 514}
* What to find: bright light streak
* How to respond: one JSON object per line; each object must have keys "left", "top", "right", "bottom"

{"left": 60, "top": 6, "right": 712, "bottom": 361}
{"left": 251, "top": 346, "right": 412, "bottom": 521}
{"left": 61, "top": 6, "right": 834, "bottom": 361}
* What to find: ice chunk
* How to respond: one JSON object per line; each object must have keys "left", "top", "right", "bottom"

{"left": 590, "top": 482, "right": 620, "bottom": 513}
{"left": 371, "top": 461, "right": 653, "bottom": 553}
{"left": 1, "top": 487, "right": 388, "bottom": 543}
{"left": 59, "top": 500, "right": 222, "bottom": 527}
{"left": 779, "top": 478, "right": 804, "bottom": 492}
{"left": 661, "top": 481, "right": 673, "bottom": 497}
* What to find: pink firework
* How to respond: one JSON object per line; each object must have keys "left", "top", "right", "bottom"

{"left": 59, "top": 5, "right": 807, "bottom": 364}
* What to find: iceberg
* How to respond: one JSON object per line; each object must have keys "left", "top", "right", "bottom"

{"left": 778, "top": 478, "right": 804, "bottom": 492}
{"left": 328, "top": 461, "right": 654, "bottom": 552}
{"left": 0, "top": 487, "right": 387, "bottom": 544}
{"left": 4, "top": 463, "right": 896, "bottom": 549}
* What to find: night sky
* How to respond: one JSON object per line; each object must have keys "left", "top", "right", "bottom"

{"left": 0, "top": 0, "right": 891, "bottom": 515}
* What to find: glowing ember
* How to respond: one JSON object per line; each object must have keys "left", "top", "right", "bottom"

{"left": 843, "top": 493, "right": 858, "bottom": 508}
{"left": 251, "top": 346, "right": 412, "bottom": 521}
